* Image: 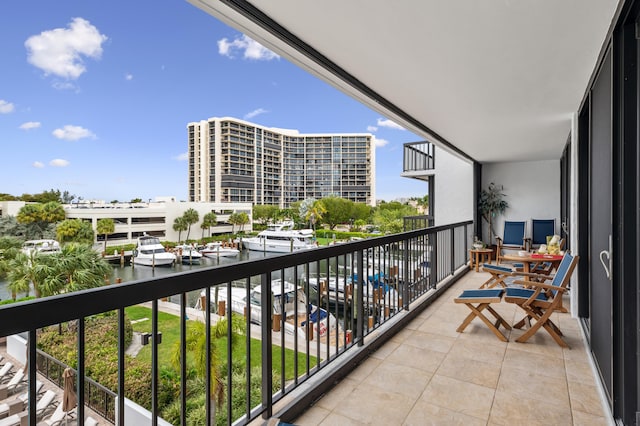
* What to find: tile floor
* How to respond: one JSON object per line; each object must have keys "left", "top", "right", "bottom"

{"left": 292, "top": 270, "right": 611, "bottom": 425}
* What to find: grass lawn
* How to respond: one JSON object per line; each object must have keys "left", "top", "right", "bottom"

{"left": 125, "top": 306, "right": 316, "bottom": 379}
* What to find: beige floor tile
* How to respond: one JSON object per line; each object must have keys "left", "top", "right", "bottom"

{"left": 436, "top": 353, "right": 502, "bottom": 388}
{"left": 404, "top": 400, "right": 486, "bottom": 426}
{"left": 448, "top": 339, "right": 505, "bottom": 364}
{"left": 318, "top": 412, "right": 367, "bottom": 426}
{"left": 390, "top": 327, "right": 415, "bottom": 343}
{"left": 385, "top": 341, "right": 446, "bottom": 374}
{"left": 295, "top": 405, "right": 331, "bottom": 426}
{"left": 416, "top": 314, "right": 462, "bottom": 338}
{"left": 565, "top": 359, "right": 597, "bottom": 386}
{"left": 489, "top": 389, "right": 572, "bottom": 425}
{"left": 330, "top": 384, "right": 416, "bottom": 425}
{"left": 456, "top": 318, "right": 512, "bottom": 344}
{"left": 402, "top": 330, "right": 456, "bottom": 354}
{"left": 346, "top": 356, "right": 381, "bottom": 383}
{"left": 571, "top": 409, "right": 608, "bottom": 425}
{"left": 568, "top": 380, "right": 606, "bottom": 417}
{"left": 369, "top": 339, "right": 400, "bottom": 360}
{"left": 506, "top": 327, "right": 566, "bottom": 359}
{"left": 502, "top": 347, "right": 566, "bottom": 379}
{"left": 419, "top": 374, "right": 494, "bottom": 421}
{"left": 496, "top": 363, "right": 570, "bottom": 407}
{"left": 314, "top": 377, "right": 358, "bottom": 411}
{"left": 361, "top": 361, "right": 432, "bottom": 399}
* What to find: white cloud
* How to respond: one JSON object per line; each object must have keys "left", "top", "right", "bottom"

{"left": 20, "top": 121, "right": 41, "bottom": 130}
{"left": 374, "top": 138, "right": 389, "bottom": 148}
{"left": 125, "top": 73, "right": 133, "bottom": 81}
{"left": 50, "top": 159, "right": 70, "bottom": 167}
{"left": 377, "top": 118, "right": 405, "bottom": 131}
{"left": 244, "top": 108, "right": 268, "bottom": 120}
{"left": 218, "top": 35, "right": 279, "bottom": 61}
{"left": 33, "top": 161, "right": 44, "bottom": 168}
{"left": 367, "top": 125, "right": 378, "bottom": 132}
{"left": 25, "top": 17, "right": 108, "bottom": 80}
{"left": 52, "top": 125, "right": 96, "bottom": 141}
{"left": 174, "top": 152, "right": 188, "bottom": 161}
{"left": 52, "top": 81, "right": 78, "bottom": 91}
{"left": 0, "top": 100, "right": 15, "bottom": 114}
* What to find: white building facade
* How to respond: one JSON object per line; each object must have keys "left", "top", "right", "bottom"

{"left": 188, "top": 117, "right": 376, "bottom": 207}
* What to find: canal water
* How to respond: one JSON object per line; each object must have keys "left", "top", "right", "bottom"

{"left": 0, "top": 249, "right": 278, "bottom": 304}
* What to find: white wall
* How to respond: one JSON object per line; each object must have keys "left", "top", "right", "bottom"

{"left": 433, "top": 149, "right": 475, "bottom": 226}
{"left": 482, "top": 160, "right": 560, "bottom": 242}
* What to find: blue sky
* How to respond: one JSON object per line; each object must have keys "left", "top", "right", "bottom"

{"left": 0, "top": 0, "right": 426, "bottom": 203}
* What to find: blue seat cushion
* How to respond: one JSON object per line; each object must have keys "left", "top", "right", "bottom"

{"left": 505, "top": 287, "right": 548, "bottom": 301}
{"left": 458, "top": 289, "right": 503, "bottom": 299}
{"left": 483, "top": 264, "right": 513, "bottom": 273}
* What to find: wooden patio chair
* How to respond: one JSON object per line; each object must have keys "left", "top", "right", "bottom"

{"left": 479, "top": 263, "right": 519, "bottom": 288}
{"left": 503, "top": 252, "right": 579, "bottom": 348}
{"left": 495, "top": 220, "right": 527, "bottom": 264}
{"left": 454, "top": 288, "right": 512, "bottom": 342}
{"left": 528, "top": 219, "right": 556, "bottom": 251}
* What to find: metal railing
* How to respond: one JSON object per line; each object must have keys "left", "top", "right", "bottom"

{"left": 36, "top": 350, "right": 116, "bottom": 423}
{"left": 0, "top": 220, "right": 473, "bottom": 425}
{"left": 403, "top": 141, "right": 435, "bottom": 172}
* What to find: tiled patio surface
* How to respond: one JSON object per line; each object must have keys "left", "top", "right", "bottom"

{"left": 293, "top": 269, "right": 611, "bottom": 425}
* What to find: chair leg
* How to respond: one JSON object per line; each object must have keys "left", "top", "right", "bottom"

{"left": 514, "top": 306, "right": 569, "bottom": 348}
{"left": 456, "top": 302, "right": 511, "bottom": 342}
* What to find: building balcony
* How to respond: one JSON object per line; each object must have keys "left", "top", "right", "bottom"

{"left": 0, "top": 220, "right": 608, "bottom": 425}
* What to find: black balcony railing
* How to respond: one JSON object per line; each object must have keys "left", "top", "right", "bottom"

{"left": 403, "top": 141, "right": 435, "bottom": 172}
{"left": 0, "top": 220, "right": 472, "bottom": 425}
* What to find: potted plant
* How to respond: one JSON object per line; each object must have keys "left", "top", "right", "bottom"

{"left": 479, "top": 182, "right": 509, "bottom": 254}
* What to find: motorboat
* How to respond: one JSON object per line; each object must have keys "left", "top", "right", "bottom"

{"left": 175, "top": 244, "right": 204, "bottom": 265}
{"left": 242, "top": 221, "right": 317, "bottom": 253}
{"left": 196, "top": 280, "right": 339, "bottom": 341}
{"left": 21, "top": 239, "right": 61, "bottom": 255}
{"left": 132, "top": 236, "right": 176, "bottom": 267}
{"left": 199, "top": 242, "right": 240, "bottom": 258}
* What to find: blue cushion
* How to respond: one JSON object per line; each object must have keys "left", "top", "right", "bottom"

{"left": 505, "top": 287, "right": 548, "bottom": 301}
{"left": 458, "top": 289, "right": 503, "bottom": 299}
{"left": 483, "top": 264, "right": 513, "bottom": 273}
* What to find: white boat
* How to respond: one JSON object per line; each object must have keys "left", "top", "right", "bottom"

{"left": 175, "top": 244, "right": 204, "bottom": 264}
{"left": 197, "top": 280, "right": 339, "bottom": 341}
{"left": 242, "top": 221, "right": 317, "bottom": 253}
{"left": 132, "top": 236, "right": 176, "bottom": 267}
{"left": 21, "top": 239, "right": 61, "bottom": 255}
{"left": 199, "top": 242, "right": 240, "bottom": 258}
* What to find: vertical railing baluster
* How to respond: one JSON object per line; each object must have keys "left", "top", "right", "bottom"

{"left": 261, "top": 273, "right": 273, "bottom": 420}
{"left": 245, "top": 277, "right": 252, "bottom": 421}
{"left": 151, "top": 299, "right": 158, "bottom": 426}
{"left": 356, "top": 250, "right": 364, "bottom": 346}
{"left": 78, "top": 317, "right": 85, "bottom": 423}
{"left": 227, "top": 281, "right": 233, "bottom": 424}
{"left": 205, "top": 286, "right": 211, "bottom": 426}
{"left": 180, "top": 293, "right": 187, "bottom": 426}
{"left": 28, "top": 329, "right": 37, "bottom": 425}
{"left": 118, "top": 309, "right": 125, "bottom": 426}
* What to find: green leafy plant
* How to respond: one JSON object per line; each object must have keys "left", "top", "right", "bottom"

{"left": 479, "top": 182, "right": 509, "bottom": 244}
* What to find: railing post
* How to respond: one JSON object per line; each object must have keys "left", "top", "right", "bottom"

{"left": 118, "top": 309, "right": 125, "bottom": 426}
{"left": 261, "top": 273, "right": 273, "bottom": 419}
{"left": 450, "top": 227, "right": 455, "bottom": 275}
{"left": 152, "top": 299, "right": 158, "bottom": 426}
{"left": 403, "top": 238, "right": 410, "bottom": 309}
{"left": 356, "top": 250, "right": 365, "bottom": 346}
{"left": 77, "top": 318, "right": 85, "bottom": 424}
{"left": 432, "top": 232, "right": 439, "bottom": 286}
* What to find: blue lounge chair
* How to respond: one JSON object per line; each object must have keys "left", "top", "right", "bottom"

{"left": 504, "top": 252, "right": 579, "bottom": 347}
{"left": 529, "top": 219, "right": 556, "bottom": 250}
{"left": 495, "top": 220, "right": 527, "bottom": 264}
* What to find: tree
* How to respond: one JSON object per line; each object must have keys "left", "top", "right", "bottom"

{"left": 351, "top": 202, "right": 373, "bottom": 222}
{"left": 130, "top": 198, "right": 143, "bottom": 203}
{"left": 228, "top": 213, "right": 240, "bottom": 234}
{"left": 252, "top": 205, "right": 278, "bottom": 225}
{"left": 16, "top": 202, "right": 65, "bottom": 239}
{"left": 304, "top": 200, "right": 327, "bottom": 232}
{"left": 97, "top": 218, "right": 115, "bottom": 254}
{"left": 318, "top": 196, "right": 353, "bottom": 230}
{"left": 173, "top": 217, "right": 188, "bottom": 243}
{"left": 371, "top": 203, "right": 418, "bottom": 234}
{"left": 479, "top": 182, "right": 509, "bottom": 244}
{"left": 182, "top": 209, "right": 199, "bottom": 242}
{"left": 7, "top": 243, "right": 110, "bottom": 299}
{"left": 171, "top": 315, "right": 245, "bottom": 418}
{"left": 56, "top": 219, "right": 95, "bottom": 245}
{"left": 201, "top": 212, "right": 218, "bottom": 238}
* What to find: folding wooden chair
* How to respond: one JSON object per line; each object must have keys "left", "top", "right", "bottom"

{"left": 503, "top": 252, "right": 579, "bottom": 347}
{"left": 480, "top": 263, "right": 517, "bottom": 288}
{"left": 454, "top": 289, "right": 511, "bottom": 342}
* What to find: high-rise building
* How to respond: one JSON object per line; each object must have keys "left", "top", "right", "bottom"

{"left": 188, "top": 117, "right": 376, "bottom": 207}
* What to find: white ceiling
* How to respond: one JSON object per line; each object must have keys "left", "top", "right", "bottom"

{"left": 188, "top": 0, "right": 620, "bottom": 163}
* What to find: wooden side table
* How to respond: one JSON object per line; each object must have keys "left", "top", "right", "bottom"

{"left": 469, "top": 248, "right": 493, "bottom": 272}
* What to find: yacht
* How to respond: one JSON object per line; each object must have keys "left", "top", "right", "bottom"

{"left": 21, "top": 239, "right": 61, "bottom": 255}
{"left": 175, "top": 244, "right": 204, "bottom": 265}
{"left": 132, "top": 236, "right": 176, "bottom": 267}
{"left": 242, "top": 221, "right": 317, "bottom": 253}
{"left": 196, "top": 280, "right": 339, "bottom": 342}
{"left": 199, "top": 242, "right": 240, "bottom": 258}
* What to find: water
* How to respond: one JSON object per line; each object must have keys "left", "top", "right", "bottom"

{"left": 0, "top": 249, "right": 278, "bottom": 303}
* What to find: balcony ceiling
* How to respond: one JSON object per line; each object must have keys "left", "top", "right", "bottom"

{"left": 188, "top": 0, "right": 620, "bottom": 163}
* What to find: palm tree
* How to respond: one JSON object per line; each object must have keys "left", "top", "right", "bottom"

{"left": 201, "top": 212, "right": 217, "bottom": 238}
{"left": 305, "top": 201, "right": 327, "bottom": 233}
{"left": 173, "top": 217, "right": 188, "bottom": 243}
{"left": 171, "top": 315, "right": 245, "bottom": 419}
{"left": 235, "top": 212, "right": 249, "bottom": 233}
{"left": 182, "top": 209, "right": 200, "bottom": 242}
{"left": 96, "top": 218, "right": 115, "bottom": 254}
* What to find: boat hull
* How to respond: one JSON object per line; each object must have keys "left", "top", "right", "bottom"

{"left": 242, "top": 238, "right": 315, "bottom": 253}
{"left": 132, "top": 254, "right": 176, "bottom": 267}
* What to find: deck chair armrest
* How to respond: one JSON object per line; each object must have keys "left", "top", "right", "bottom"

{"left": 513, "top": 271, "right": 553, "bottom": 281}
{"left": 511, "top": 280, "right": 566, "bottom": 292}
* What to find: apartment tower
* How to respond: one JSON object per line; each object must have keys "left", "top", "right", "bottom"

{"left": 187, "top": 117, "right": 376, "bottom": 207}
